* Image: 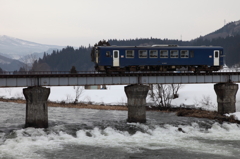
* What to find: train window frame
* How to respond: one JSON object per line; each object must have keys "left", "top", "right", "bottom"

{"left": 160, "top": 50, "right": 168, "bottom": 58}
{"left": 106, "top": 51, "right": 110, "bottom": 57}
{"left": 180, "top": 50, "right": 189, "bottom": 58}
{"left": 126, "top": 50, "right": 134, "bottom": 58}
{"left": 170, "top": 50, "right": 179, "bottom": 58}
{"left": 139, "top": 50, "right": 148, "bottom": 58}
{"left": 149, "top": 50, "right": 158, "bottom": 58}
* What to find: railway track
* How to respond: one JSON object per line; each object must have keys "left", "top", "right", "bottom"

{"left": 0, "top": 70, "right": 240, "bottom": 78}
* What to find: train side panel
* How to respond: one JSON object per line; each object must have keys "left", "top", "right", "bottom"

{"left": 96, "top": 46, "right": 224, "bottom": 72}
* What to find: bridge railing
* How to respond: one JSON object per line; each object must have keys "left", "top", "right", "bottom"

{"left": 0, "top": 68, "right": 239, "bottom": 75}
{"left": 0, "top": 71, "right": 107, "bottom": 75}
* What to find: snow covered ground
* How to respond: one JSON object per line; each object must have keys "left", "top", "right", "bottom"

{"left": 1, "top": 83, "right": 240, "bottom": 119}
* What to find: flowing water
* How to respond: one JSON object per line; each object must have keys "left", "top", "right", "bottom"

{"left": 0, "top": 101, "right": 240, "bottom": 159}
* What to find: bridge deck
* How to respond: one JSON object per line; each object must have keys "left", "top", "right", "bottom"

{"left": 0, "top": 71, "right": 239, "bottom": 87}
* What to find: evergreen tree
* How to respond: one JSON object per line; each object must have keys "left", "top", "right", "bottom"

{"left": 0, "top": 67, "right": 3, "bottom": 74}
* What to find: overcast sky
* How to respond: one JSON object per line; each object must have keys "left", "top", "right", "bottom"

{"left": 1, "top": 0, "right": 240, "bottom": 47}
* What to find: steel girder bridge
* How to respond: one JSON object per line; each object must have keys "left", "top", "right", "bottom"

{"left": 0, "top": 71, "right": 239, "bottom": 87}
{"left": 0, "top": 70, "right": 239, "bottom": 128}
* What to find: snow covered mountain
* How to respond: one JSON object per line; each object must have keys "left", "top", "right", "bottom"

{"left": 0, "top": 35, "right": 65, "bottom": 60}
{"left": 201, "top": 20, "right": 240, "bottom": 40}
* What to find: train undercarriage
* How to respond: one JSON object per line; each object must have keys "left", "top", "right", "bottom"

{"left": 95, "top": 65, "right": 222, "bottom": 74}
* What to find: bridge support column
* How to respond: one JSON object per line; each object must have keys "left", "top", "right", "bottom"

{"left": 214, "top": 83, "right": 238, "bottom": 114}
{"left": 23, "top": 86, "right": 50, "bottom": 128}
{"left": 125, "top": 84, "right": 149, "bottom": 123}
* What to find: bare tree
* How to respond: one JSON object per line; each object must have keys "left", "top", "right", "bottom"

{"left": 171, "top": 84, "right": 184, "bottom": 99}
{"left": 193, "top": 97, "right": 200, "bottom": 108}
{"left": 234, "top": 63, "right": 240, "bottom": 72}
{"left": 148, "top": 84, "right": 171, "bottom": 107}
{"left": 31, "top": 62, "right": 51, "bottom": 72}
{"left": 200, "top": 95, "right": 216, "bottom": 110}
{"left": 84, "top": 95, "right": 92, "bottom": 105}
{"left": 19, "top": 54, "right": 51, "bottom": 72}
{"left": 20, "top": 54, "right": 38, "bottom": 71}
{"left": 200, "top": 95, "right": 211, "bottom": 106}
{"left": 148, "top": 84, "right": 183, "bottom": 107}
{"left": 73, "top": 86, "right": 84, "bottom": 104}
{"left": 4, "top": 88, "right": 12, "bottom": 96}
{"left": 65, "top": 94, "right": 73, "bottom": 103}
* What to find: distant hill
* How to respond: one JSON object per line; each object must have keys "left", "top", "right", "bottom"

{"left": 200, "top": 20, "right": 240, "bottom": 40}
{"left": 0, "top": 54, "right": 24, "bottom": 71}
{"left": 33, "top": 46, "right": 94, "bottom": 72}
{"left": 2, "top": 19, "right": 240, "bottom": 72}
{"left": 0, "top": 35, "right": 65, "bottom": 60}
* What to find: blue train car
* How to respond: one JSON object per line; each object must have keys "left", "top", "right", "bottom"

{"left": 92, "top": 44, "right": 224, "bottom": 73}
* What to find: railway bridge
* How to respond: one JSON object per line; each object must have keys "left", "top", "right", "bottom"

{"left": 0, "top": 71, "right": 239, "bottom": 128}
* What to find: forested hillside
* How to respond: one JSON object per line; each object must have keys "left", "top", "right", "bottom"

{"left": 201, "top": 20, "right": 240, "bottom": 40}
{"left": 31, "top": 35, "right": 240, "bottom": 72}
{"left": 33, "top": 46, "right": 94, "bottom": 72}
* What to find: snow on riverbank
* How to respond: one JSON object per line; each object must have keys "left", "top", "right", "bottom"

{"left": 225, "top": 112, "right": 240, "bottom": 120}
{"left": 1, "top": 83, "right": 240, "bottom": 116}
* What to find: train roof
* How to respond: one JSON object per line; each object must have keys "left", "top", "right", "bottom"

{"left": 97, "top": 45, "right": 223, "bottom": 49}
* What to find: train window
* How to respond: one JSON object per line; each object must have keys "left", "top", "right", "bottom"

{"left": 114, "top": 51, "right": 118, "bottom": 58}
{"left": 126, "top": 50, "right": 134, "bottom": 58}
{"left": 149, "top": 50, "right": 158, "bottom": 58}
{"left": 106, "top": 51, "right": 110, "bottom": 57}
{"left": 160, "top": 50, "right": 168, "bottom": 58}
{"left": 215, "top": 51, "right": 219, "bottom": 58}
{"left": 170, "top": 50, "right": 179, "bottom": 58}
{"left": 139, "top": 50, "right": 147, "bottom": 58}
{"left": 180, "top": 50, "right": 189, "bottom": 58}
{"left": 190, "top": 51, "right": 194, "bottom": 58}
{"left": 95, "top": 50, "right": 99, "bottom": 57}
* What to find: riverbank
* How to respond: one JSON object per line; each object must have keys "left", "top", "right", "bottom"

{"left": 0, "top": 98, "right": 128, "bottom": 111}
{"left": 0, "top": 97, "right": 239, "bottom": 124}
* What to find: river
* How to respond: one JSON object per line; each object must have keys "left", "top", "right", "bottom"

{"left": 0, "top": 101, "right": 240, "bottom": 159}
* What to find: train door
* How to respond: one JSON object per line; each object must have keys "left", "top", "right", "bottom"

{"left": 113, "top": 50, "right": 119, "bottom": 67}
{"left": 95, "top": 50, "right": 98, "bottom": 64}
{"left": 214, "top": 50, "right": 219, "bottom": 66}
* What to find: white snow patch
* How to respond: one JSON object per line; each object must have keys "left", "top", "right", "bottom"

{"left": 225, "top": 112, "right": 240, "bottom": 121}
{"left": 1, "top": 82, "right": 240, "bottom": 111}
{"left": 0, "top": 59, "right": 10, "bottom": 64}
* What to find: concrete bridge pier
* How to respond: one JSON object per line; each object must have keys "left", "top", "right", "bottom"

{"left": 23, "top": 86, "right": 50, "bottom": 128}
{"left": 214, "top": 83, "right": 238, "bottom": 114}
{"left": 124, "top": 84, "right": 149, "bottom": 123}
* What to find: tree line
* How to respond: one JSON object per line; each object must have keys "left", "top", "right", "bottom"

{"left": 5, "top": 35, "right": 240, "bottom": 74}
{"left": 109, "top": 35, "right": 240, "bottom": 67}
{"left": 13, "top": 46, "right": 95, "bottom": 73}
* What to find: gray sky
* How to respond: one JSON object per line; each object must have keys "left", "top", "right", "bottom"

{"left": 1, "top": 0, "right": 240, "bottom": 46}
